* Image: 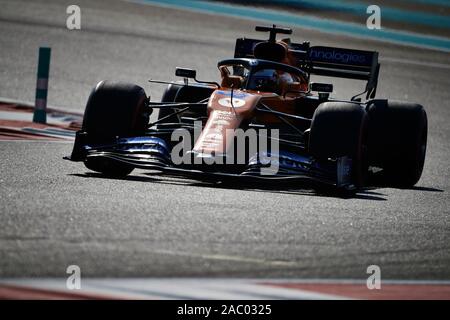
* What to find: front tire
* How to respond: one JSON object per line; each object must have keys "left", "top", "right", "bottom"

{"left": 82, "top": 80, "right": 149, "bottom": 177}
{"left": 309, "top": 102, "right": 368, "bottom": 189}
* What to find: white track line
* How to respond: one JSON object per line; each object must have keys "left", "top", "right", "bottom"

{"left": 152, "top": 249, "right": 302, "bottom": 267}
{"left": 0, "top": 278, "right": 347, "bottom": 300}
{"left": 3, "top": 278, "right": 449, "bottom": 300}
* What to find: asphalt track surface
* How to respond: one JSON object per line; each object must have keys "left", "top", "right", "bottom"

{"left": 0, "top": 0, "right": 449, "bottom": 280}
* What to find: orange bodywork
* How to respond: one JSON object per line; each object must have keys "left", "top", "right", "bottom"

{"left": 192, "top": 88, "right": 302, "bottom": 156}
{"left": 193, "top": 89, "right": 263, "bottom": 155}
{"left": 193, "top": 39, "right": 309, "bottom": 156}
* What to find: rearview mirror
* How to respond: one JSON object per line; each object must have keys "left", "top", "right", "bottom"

{"left": 310, "top": 82, "right": 333, "bottom": 93}
{"left": 175, "top": 67, "right": 196, "bottom": 79}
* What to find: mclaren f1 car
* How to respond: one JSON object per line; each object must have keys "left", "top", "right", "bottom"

{"left": 66, "top": 25, "right": 428, "bottom": 192}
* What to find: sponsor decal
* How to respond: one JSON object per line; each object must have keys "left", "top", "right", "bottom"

{"left": 310, "top": 49, "right": 367, "bottom": 64}
{"left": 171, "top": 121, "right": 280, "bottom": 175}
{"left": 218, "top": 97, "right": 246, "bottom": 108}
{"left": 216, "top": 90, "right": 249, "bottom": 98}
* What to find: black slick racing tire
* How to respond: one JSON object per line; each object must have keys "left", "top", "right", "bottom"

{"left": 309, "top": 102, "right": 369, "bottom": 189}
{"left": 366, "top": 99, "right": 427, "bottom": 187}
{"left": 82, "top": 80, "right": 149, "bottom": 177}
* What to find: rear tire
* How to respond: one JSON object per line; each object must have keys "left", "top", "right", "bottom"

{"left": 158, "top": 83, "right": 181, "bottom": 122}
{"left": 158, "top": 83, "right": 212, "bottom": 122}
{"left": 366, "top": 100, "right": 427, "bottom": 187}
{"left": 309, "top": 102, "right": 368, "bottom": 188}
{"left": 82, "top": 80, "right": 149, "bottom": 177}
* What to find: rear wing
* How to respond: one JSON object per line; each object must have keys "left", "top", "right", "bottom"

{"left": 234, "top": 38, "right": 380, "bottom": 100}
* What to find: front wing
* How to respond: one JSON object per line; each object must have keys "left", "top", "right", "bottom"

{"left": 65, "top": 134, "right": 356, "bottom": 190}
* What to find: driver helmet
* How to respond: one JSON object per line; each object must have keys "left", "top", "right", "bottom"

{"left": 248, "top": 69, "right": 280, "bottom": 93}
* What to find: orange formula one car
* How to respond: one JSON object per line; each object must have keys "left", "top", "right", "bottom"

{"left": 66, "top": 25, "right": 427, "bottom": 192}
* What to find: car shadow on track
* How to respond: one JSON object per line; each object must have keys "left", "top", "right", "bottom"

{"left": 70, "top": 172, "right": 392, "bottom": 201}
{"left": 368, "top": 176, "right": 444, "bottom": 193}
{"left": 407, "top": 186, "right": 444, "bottom": 192}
